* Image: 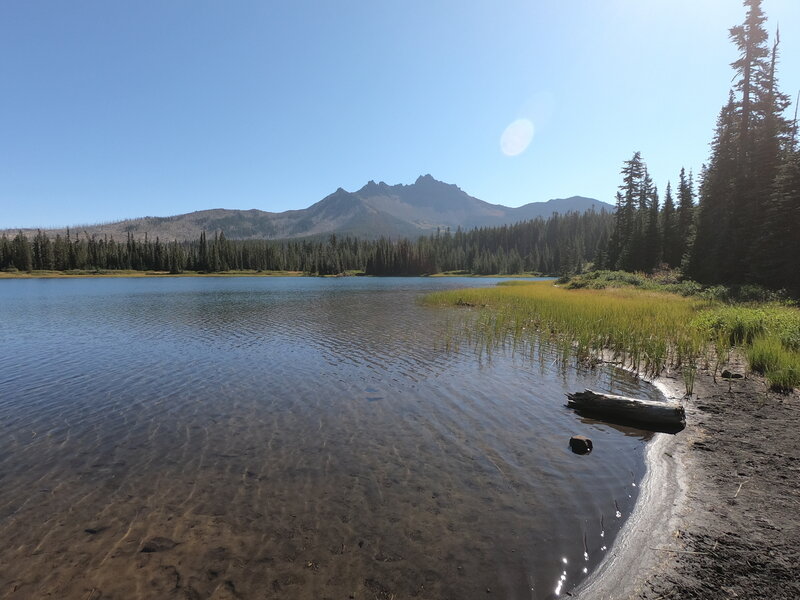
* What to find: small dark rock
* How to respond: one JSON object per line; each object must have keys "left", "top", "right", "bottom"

{"left": 569, "top": 435, "right": 593, "bottom": 454}
{"left": 140, "top": 537, "right": 178, "bottom": 553}
{"left": 721, "top": 369, "right": 743, "bottom": 379}
{"left": 84, "top": 526, "right": 107, "bottom": 535}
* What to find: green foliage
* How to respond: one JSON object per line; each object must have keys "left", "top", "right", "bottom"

{"left": 564, "top": 270, "right": 650, "bottom": 289}
{"left": 426, "top": 280, "right": 708, "bottom": 393}
{"left": 428, "top": 280, "right": 800, "bottom": 393}
{"left": 693, "top": 304, "right": 800, "bottom": 345}
{"left": 566, "top": 270, "right": 794, "bottom": 304}
{"left": 746, "top": 337, "right": 800, "bottom": 391}
{"left": 564, "top": 270, "right": 704, "bottom": 297}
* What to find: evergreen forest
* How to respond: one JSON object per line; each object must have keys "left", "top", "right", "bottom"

{"left": 0, "top": 209, "right": 611, "bottom": 278}
{"left": 2, "top": 0, "right": 798, "bottom": 294}
{"left": 601, "top": 0, "right": 798, "bottom": 294}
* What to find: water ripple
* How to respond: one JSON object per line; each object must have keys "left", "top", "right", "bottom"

{"left": 0, "top": 277, "right": 657, "bottom": 599}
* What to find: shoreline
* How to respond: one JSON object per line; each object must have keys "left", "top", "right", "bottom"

{"left": 573, "top": 371, "right": 691, "bottom": 599}
{"left": 576, "top": 363, "right": 800, "bottom": 599}
{"left": 422, "top": 279, "right": 799, "bottom": 597}
{"left": 0, "top": 270, "right": 549, "bottom": 280}
{"left": 0, "top": 269, "right": 305, "bottom": 280}
{"left": 0, "top": 269, "right": 306, "bottom": 279}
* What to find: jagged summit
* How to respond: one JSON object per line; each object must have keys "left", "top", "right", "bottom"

{"left": 6, "top": 176, "right": 610, "bottom": 241}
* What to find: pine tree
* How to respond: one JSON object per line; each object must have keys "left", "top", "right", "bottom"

{"left": 198, "top": 231, "right": 209, "bottom": 271}
{"left": 604, "top": 191, "right": 625, "bottom": 269}
{"left": 661, "top": 182, "right": 679, "bottom": 268}
{"left": 690, "top": 0, "right": 792, "bottom": 285}
{"left": 12, "top": 232, "right": 33, "bottom": 271}
{"left": 643, "top": 183, "right": 661, "bottom": 271}
{"left": 608, "top": 152, "right": 645, "bottom": 270}
{"left": 726, "top": 0, "right": 785, "bottom": 280}
{"left": 749, "top": 27, "right": 793, "bottom": 282}
{"left": 759, "top": 149, "right": 800, "bottom": 293}
{"left": 676, "top": 167, "right": 695, "bottom": 264}
{"left": 688, "top": 97, "right": 738, "bottom": 283}
{"left": 729, "top": 0, "right": 769, "bottom": 165}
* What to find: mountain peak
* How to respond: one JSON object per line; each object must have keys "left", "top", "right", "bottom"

{"left": 7, "top": 177, "right": 609, "bottom": 242}
{"left": 356, "top": 179, "right": 390, "bottom": 196}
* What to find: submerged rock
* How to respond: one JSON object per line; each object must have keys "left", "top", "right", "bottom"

{"left": 84, "top": 526, "right": 107, "bottom": 535}
{"left": 569, "top": 435, "right": 593, "bottom": 454}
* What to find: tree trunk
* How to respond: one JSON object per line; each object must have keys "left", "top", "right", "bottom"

{"left": 566, "top": 389, "right": 685, "bottom": 432}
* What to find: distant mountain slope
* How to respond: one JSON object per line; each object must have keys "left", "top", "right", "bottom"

{"left": 355, "top": 175, "right": 608, "bottom": 231}
{"left": 4, "top": 175, "right": 611, "bottom": 241}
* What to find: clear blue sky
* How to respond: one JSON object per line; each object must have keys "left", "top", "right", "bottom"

{"left": 2, "top": 0, "right": 798, "bottom": 228}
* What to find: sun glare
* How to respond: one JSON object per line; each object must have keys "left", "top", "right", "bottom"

{"left": 500, "top": 118, "right": 535, "bottom": 156}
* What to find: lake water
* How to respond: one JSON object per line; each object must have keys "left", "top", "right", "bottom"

{"left": 0, "top": 277, "right": 661, "bottom": 600}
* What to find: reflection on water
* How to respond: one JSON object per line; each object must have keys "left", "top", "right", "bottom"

{"left": 0, "top": 277, "right": 661, "bottom": 599}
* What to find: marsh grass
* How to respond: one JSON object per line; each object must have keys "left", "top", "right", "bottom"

{"left": 425, "top": 280, "right": 800, "bottom": 393}
{"left": 746, "top": 337, "right": 800, "bottom": 391}
{"left": 693, "top": 305, "right": 800, "bottom": 390}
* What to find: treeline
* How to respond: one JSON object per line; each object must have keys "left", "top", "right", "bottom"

{"left": 0, "top": 229, "right": 369, "bottom": 275}
{"left": 600, "top": 0, "right": 799, "bottom": 294}
{"left": 0, "top": 209, "right": 613, "bottom": 277}
{"left": 365, "top": 210, "right": 612, "bottom": 276}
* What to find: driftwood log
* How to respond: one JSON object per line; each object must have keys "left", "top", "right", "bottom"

{"left": 566, "top": 389, "right": 686, "bottom": 433}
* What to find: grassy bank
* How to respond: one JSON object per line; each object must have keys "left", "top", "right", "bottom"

{"left": 424, "top": 278, "right": 800, "bottom": 393}
{"left": 429, "top": 271, "right": 545, "bottom": 278}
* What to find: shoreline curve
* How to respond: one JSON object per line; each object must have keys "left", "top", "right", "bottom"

{"left": 573, "top": 374, "right": 692, "bottom": 600}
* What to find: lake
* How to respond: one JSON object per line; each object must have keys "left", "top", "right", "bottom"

{"left": 0, "top": 277, "right": 660, "bottom": 599}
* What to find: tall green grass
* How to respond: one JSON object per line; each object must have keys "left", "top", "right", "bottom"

{"left": 746, "top": 337, "right": 800, "bottom": 391}
{"left": 425, "top": 280, "right": 800, "bottom": 393}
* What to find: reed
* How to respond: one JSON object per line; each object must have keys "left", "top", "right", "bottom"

{"left": 746, "top": 337, "right": 800, "bottom": 391}
{"left": 425, "top": 280, "right": 800, "bottom": 393}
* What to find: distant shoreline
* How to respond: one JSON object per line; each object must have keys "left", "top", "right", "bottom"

{"left": 0, "top": 269, "right": 548, "bottom": 280}
{"left": 0, "top": 269, "right": 306, "bottom": 279}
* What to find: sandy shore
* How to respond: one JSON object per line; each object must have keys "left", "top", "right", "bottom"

{"left": 575, "top": 362, "right": 800, "bottom": 599}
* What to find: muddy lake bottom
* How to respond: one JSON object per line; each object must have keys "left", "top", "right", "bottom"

{"left": 0, "top": 277, "right": 663, "bottom": 599}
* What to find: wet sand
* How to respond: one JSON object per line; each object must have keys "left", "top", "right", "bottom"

{"left": 576, "top": 359, "right": 800, "bottom": 599}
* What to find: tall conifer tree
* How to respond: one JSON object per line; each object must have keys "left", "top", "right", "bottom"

{"left": 661, "top": 182, "right": 679, "bottom": 268}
